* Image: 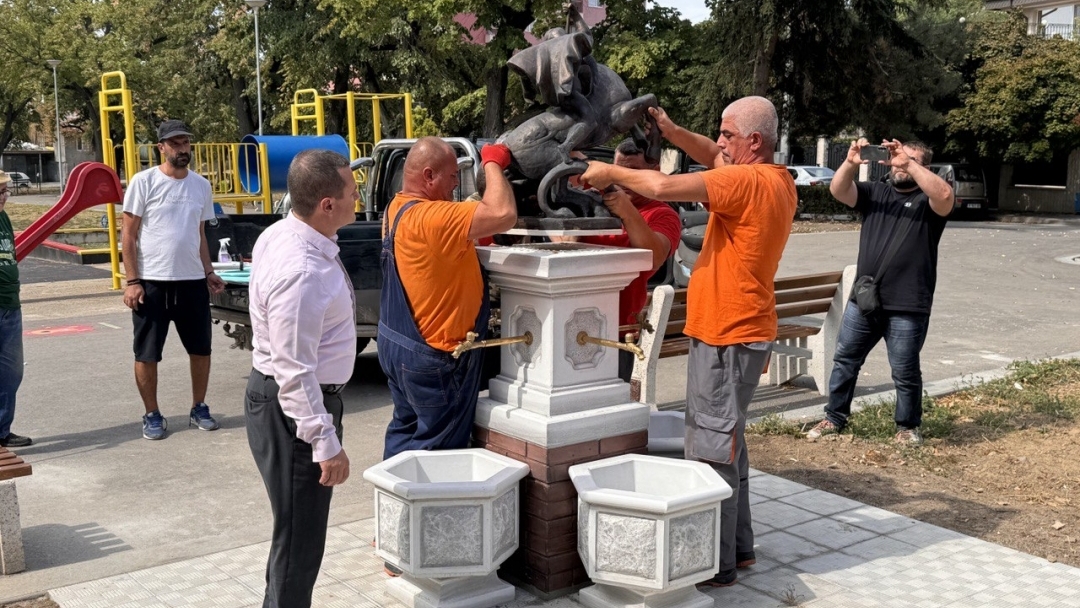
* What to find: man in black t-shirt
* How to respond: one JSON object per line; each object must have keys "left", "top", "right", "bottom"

{"left": 807, "top": 138, "right": 953, "bottom": 445}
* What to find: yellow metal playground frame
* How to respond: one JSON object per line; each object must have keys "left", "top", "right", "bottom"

{"left": 98, "top": 71, "right": 273, "bottom": 289}
{"left": 290, "top": 89, "right": 414, "bottom": 163}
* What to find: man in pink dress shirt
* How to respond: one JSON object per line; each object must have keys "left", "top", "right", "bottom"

{"left": 245, "top": 149, "right": 358, "bottom": 608}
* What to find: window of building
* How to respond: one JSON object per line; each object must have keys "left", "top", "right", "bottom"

{"left": 588, "top": 0, "right": 602, "bottom": 7}
{"left": 76, "top": 136, "right": 84, "bottom": 151}
{"left": 1011, "top": 154, "right": 1068, "bottom": 188}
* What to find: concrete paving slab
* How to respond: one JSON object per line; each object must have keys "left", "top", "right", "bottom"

{"left": 43, "top": 472, "right": 1080, "bottom": 608}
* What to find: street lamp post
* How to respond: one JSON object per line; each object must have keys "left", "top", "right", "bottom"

{"left": 245, "top": 0, "right": 268, "bottom": 136}
{"left": 46, "top": 59, "right": 63, "bottom": 190}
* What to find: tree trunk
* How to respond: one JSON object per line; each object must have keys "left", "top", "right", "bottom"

{"left": 752, "top": 27, "right": 779, "bottom": 97}
{"left": 483, "top": 65, "right": 508, "bottom": 138}
{"left": 233, "top": 77, "right": 256, "bottom": 137}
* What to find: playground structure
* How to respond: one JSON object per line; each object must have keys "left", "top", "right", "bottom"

{"left": 90, "top": 71, "right": 414, "bottom": 289}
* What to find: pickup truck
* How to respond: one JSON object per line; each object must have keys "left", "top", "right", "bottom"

{"left": 207, "top": 137, "right": 482, "bottom": 355}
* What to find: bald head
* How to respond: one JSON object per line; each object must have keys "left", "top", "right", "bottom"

{"left": 403, "top": 137, "right": 459, "bottom": 200}
{"left": 722, "top": 96, "right": 778, "bottom": 151}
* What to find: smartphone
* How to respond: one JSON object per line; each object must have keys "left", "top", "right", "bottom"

{"left": 860, "top": 145, "right": 890, "bottom": 163}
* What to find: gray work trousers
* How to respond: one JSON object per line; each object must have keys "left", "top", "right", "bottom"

{"left": 685, "top": 338, "right": 772, "bottom": 573}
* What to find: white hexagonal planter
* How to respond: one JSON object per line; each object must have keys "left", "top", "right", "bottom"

{"left": 570, "top": 454, "right": 733, "bottom": 608}
{"left": 364, "top": 448, "right": 530, "bottom": 608}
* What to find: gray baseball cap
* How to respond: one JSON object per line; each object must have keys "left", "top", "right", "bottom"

{"left": 157, "top": 119, "right": 193, "bottom": 142}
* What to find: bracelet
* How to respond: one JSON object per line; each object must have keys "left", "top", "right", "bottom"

{"left": 126, "top": 278, "right": 141, "bottom": 286}
{"left": 205, "top": 270, "right": 216, "bottom": 277}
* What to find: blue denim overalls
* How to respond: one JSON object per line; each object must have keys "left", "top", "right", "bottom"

{"left": 378, "top": 201, "right": 491, "bottom": 459}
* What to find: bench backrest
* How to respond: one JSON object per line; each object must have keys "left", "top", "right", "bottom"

{"left": 0, "top": 447, "right": 32, "bottom": 481}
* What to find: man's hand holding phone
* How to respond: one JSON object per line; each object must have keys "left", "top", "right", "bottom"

{"left": 845, "top": 138, "right": 871, "bottom": 165}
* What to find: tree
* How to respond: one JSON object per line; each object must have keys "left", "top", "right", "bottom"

{"left": 946, "top": 12, "right": 1080, "bottom": 163}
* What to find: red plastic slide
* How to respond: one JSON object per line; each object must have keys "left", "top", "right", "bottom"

{"left": 14, "top": 162, "right": 124, "bottom": 262}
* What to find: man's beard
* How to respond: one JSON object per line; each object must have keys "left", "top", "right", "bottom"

{"left": 166, "top": 152, "right": 191, "bottom": 169}
{"left": 891, "top": 172, "right": 916, "bottom": 190}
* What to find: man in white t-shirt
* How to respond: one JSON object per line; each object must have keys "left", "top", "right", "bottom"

{"left": 122, "top": 119, "right": 226, "bottom": 440}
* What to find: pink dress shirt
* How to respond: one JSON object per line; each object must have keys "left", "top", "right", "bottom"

{"left": 249, "top": 213, "right": 356, "bottom": 462}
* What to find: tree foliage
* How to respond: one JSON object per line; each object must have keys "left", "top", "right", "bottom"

{"left": 946, "top": 12, "right": 1080, "bottom": 162}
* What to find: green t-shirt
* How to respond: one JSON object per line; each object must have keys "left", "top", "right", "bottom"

{"left": 0, "top": 210, "right": 20, "bottom": 310}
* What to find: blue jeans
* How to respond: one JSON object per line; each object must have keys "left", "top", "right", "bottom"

{"left": 0, "top": 308, "right": 24, "bottom": 439}
{"left": 824, "top": 304, "right": 930, "bottom": 429}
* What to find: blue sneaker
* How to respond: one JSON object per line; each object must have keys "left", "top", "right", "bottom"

{"left": 142, "top": 410, "right": 167, "bottom": 440}
{"left": 189, "top": 403, "right": 220, "bottom": 431}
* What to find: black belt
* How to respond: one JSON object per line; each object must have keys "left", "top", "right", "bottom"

{"left": 320, "top": 384, "right": 346, "bottom": 395}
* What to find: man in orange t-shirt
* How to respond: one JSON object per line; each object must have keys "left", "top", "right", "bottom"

{"left": 582, "top": 96, "right": 796, "bottom": 588}
{"left": 379, "top": 137, "right": 517, "bottom": 460}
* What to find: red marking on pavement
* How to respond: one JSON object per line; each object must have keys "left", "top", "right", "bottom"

{"left": 24, "top": 325, "right": 95, "bottom": 337}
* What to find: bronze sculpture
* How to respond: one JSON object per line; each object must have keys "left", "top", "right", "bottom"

{"left": 497, "top": 1, "right": 662, "bottom": 221}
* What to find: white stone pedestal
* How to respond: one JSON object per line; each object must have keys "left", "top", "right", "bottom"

{"left": 476, "top": 243, "right": 654, "bottom": 448}
{"left": 570, "top": 455, "right": 733, "bottom": 608}
{"left": 388, "top": 571, "right": 516, "bottom": 608}
{"left": 0, "top": 480, "right": 26, "bottom": 575}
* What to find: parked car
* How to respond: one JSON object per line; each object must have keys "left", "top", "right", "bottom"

{"left": 7, "top": 172, "right": 31, "bottom": 194}
{"left": 788, "top": 165, "right": 835, "bottom": 186}
{"left": 930, "top": 163, "right": 990, "bottom": 214}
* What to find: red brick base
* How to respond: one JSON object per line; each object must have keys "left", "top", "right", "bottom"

{"left": 473, "top": 425, "right": 648, "bottom": 597}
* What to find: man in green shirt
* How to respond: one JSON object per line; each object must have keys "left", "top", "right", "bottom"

{"left": 0, "top": 171, "right": 31, "bottom": 448}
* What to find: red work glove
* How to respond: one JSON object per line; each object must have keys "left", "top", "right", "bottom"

{"left": 480, "top": 144, "right": 513, "bottom": 171}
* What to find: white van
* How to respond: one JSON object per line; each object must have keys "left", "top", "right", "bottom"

{"left": 930, "top": 163, "right": 989, "bottom": 213}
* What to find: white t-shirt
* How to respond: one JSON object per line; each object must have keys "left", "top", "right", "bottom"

{"left": 122, "top": 166, "right": 215, "bottom": 281}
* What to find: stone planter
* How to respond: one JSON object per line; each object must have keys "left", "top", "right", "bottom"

{"left": 647, "top": 411, "right": 685, "bottom": 456}
{"left": 363, "top": 448, "right": 531, "bottom": 608}
{"left": 570, "top": 454, "right": 732, "bottom": 608}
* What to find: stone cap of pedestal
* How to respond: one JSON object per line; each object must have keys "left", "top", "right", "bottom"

{"left": 478, "top": 244, "right": 651, "bottom": 293}
{"left": 363, "top": 448, "right": 530, "bottom": 500}
{"left": 569, "top": 454, "right": 732, "bottom": 514}
{"left": 476, "top": 397, "right": 649, "bottom": 448}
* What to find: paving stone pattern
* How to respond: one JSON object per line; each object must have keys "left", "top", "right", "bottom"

{"left": 49, "top": 473, "right": 1080, "bottom": 608}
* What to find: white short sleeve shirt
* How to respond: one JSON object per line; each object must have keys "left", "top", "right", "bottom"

{"left": 122, "top": 166, "right": 215, "bottom": 281}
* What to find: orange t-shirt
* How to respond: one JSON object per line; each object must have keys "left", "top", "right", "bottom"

{"left": 386, "top": 194, "right": 483, "bottom": 352}
{"left": 685, "top": 164, "right": 796, "bottom": 346}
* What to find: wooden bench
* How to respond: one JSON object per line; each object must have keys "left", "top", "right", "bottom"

{"left": 0, "top": 446, "right": 33, "bottom": 574}
{"left": 626, "top": 266, "right": 855, "bottom": 402}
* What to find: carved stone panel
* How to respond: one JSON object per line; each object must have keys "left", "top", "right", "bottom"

{"left": 420, "top": 505, "right": 484, "bottom": 568}
{"left": 564, "top": 307, "right": 605, "bottom": 369}
{"left": 509, "top": 306, "right": 542, "bottom": 367}
{"left": 595, "top": 512, "right": 656, "bottom": 579}
{"left": 578, "top": 498, "right": 590, "bottom": 565}
{"left": 668, "top": 509, "right": 716, "bottom": 580}
{"left": 492, "top": 488, "right": 518, "bottom": 558}
{"left": 377, "top": 491, "right": 410, "bottom": 564}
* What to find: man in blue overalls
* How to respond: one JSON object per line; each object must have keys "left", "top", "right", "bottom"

{"left": 379, "top": 138, "right": 517, "bottom": 460}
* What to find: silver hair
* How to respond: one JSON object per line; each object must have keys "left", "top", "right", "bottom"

{"left": 721, "top": 96, "right": 778, "bottom": 150}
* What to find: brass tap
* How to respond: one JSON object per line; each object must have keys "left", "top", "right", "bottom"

{"left": 576, "top": 331, "right": 645, "bottom": 361}
{"left": 452, "top": 331, "right": 534, "bottom": 360}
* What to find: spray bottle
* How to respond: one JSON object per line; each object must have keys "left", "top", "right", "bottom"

{"left": 218, "top": 238, "right": 232, "bottom": 263}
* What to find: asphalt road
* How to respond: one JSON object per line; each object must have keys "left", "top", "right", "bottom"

{"left": 3, "top": 217, "right": 1080, "bottom": 601}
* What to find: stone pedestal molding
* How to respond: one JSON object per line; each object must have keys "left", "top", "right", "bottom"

{"left": 473, "top": 244, "right": 653, "bottom": 598}
{"left": 570, "top": 455, "right": 732, "bottom": 608}
{"left": 363, "top": 449, "right": 530, "bottom": 608}
{"left": 0, "top": 480, "right": 26, "bottom": 575}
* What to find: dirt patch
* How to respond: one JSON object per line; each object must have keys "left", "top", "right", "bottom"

{"left": 0, "top": 597, "right": 59, "bottom": 608}
{"left": 748, "top": 359, "right": 1080, "bottom": 568}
